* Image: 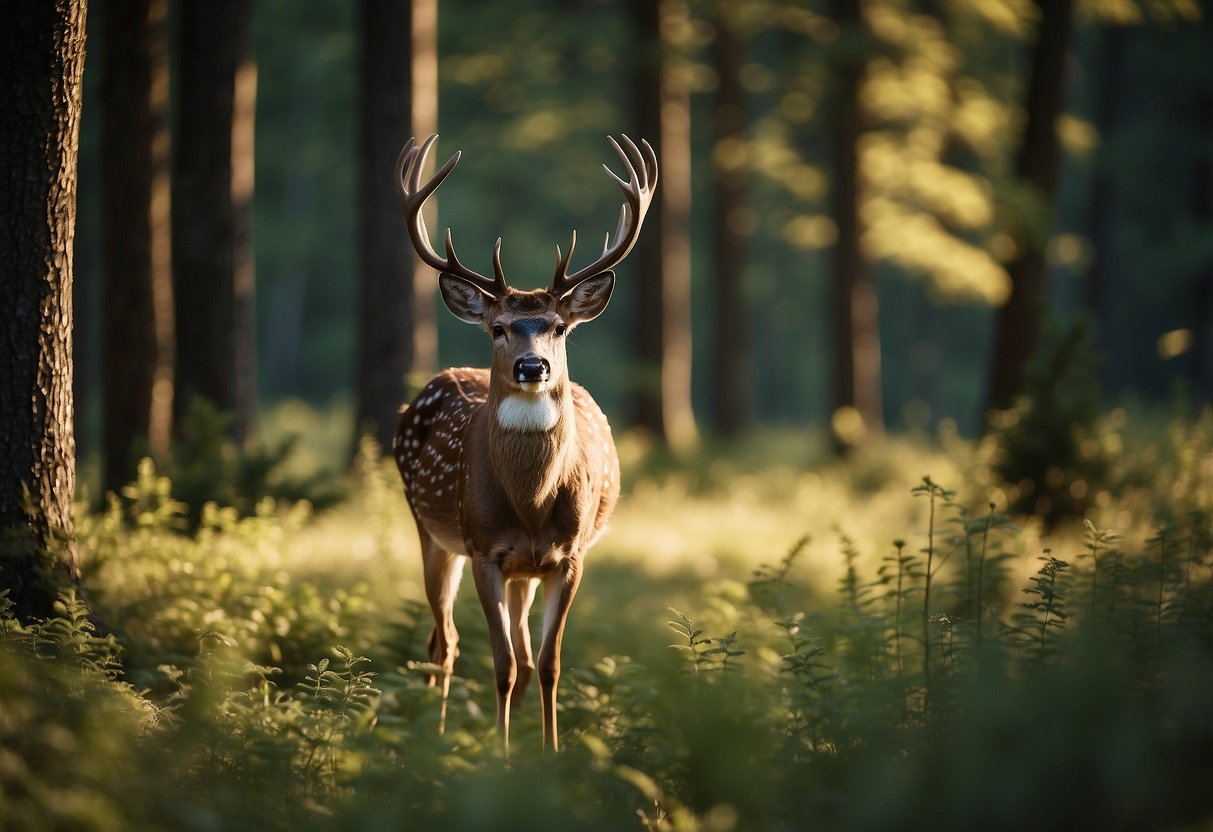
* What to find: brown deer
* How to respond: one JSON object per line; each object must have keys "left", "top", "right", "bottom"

{"left": 392, "top": 134, "right": 657, "bottom": 752}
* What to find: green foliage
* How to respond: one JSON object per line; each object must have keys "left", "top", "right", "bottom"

{"left": 163, "top": 398, "right": 345, "bottom": 528}
{"left": 6, "top": 417, "right": 1213, "bottom": 830}
{"left": 992, "top": 315, "right": 1113, "bottom": 527}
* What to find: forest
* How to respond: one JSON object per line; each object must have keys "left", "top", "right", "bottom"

{"left": 2, "top": 0, "right": 1212, "bottom": 829}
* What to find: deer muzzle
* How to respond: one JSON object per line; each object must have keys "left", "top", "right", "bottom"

{"left": 514, "top": 356, "right": 551, "bottom": 392}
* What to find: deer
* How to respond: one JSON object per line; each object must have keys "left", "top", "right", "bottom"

{"left": 391, "top": 134, "right": 657, "bottom": 753}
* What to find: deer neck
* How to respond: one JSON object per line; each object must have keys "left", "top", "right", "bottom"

{"left": 487, "top": 376, "right": 576, "bottom": 521}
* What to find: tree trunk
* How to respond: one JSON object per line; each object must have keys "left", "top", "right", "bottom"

{"left": 985, "top": 0, "right": 1074, "bottom": 415}
{"left": 100, "top": 0, "right": 173, "bottom": 494}
{"left": 410, "top": 0, "right": 439, "bottom": 380}
{"left": 355, "top": 0, "right": 414, "bottom": 446}
{"left": 830, "top": 0, "right": 882, "bottom": 453}
{"left": 709, "top": 1, "right": 751, "bottom": 437}
{"left": 172, "top": 0, "right": 257, "bottom": 443}
{"left": 629, "top": 0, "right": 698, "bottom": 452}
{"left": 1191, "top": 81, "right": 1212, "bottom": 403}
{"left": 0, "top": 0, "right": 87, "bottom": 624}
{"left": 1084, "top": 24, "right": 1126, "bottom": 394}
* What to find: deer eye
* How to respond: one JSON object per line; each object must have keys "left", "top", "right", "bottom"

{"left": 492, "top": 324, "right": 506, "bottom": 339}
{"left": 555, "top": 323, "right": 567, "bottom": 337}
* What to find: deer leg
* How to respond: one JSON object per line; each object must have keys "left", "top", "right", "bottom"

{"left": 420, "top": 535, "right": 466, "bottom": 735}
{"left": 507, "top": 578, "right": 539, "bottom": 710}
{"left": 472, "top": 557, "right": 516, "bottom": 755}
{"left": 538, "top": 561, "right": 583, "bottom": 752}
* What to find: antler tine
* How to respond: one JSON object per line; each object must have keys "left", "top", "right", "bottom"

{"left": 395, "top": 135, "right": 509, "bottom": 298}
{"left": 551, "top": 135, "right": 658, "bottom": 297}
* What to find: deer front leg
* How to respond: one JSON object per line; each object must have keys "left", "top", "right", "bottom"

{"left": 507, "top": 578, "right": 539, "bottom": 710}
{"left": 472, "top": 555, "right": 516, "bottom": 755}
{"left": 420, "top": 537, "right": 466, "bottom": 735}
{"left": 538, "top": 560, "right": 583, "bottom": 752}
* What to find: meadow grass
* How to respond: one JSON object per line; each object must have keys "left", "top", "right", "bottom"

{"left": 3, "top": 409, "right": 1212, "bottom": 830}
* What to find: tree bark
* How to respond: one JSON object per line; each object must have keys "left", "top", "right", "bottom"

{"left": 172, "top": 0, "right": 257, "bottom": 443}
{"left": 985, "top": 0, "right": 1075, "bottom": 415}
{"left": 830, "top": 0, "right": 882, "bottom": 453}
{"left": 100, "top": 0, "right": 173, "bottom": 494}
{"left": 629, "top": 0, "right": 698, "bottom": 451}
{"left": 0, "top": 0, "right": 87, "bottom": 623}
{"left": 709, "top": 1, "right": 751, "bottom": 437}
{"left": 355, "top": 0, "right": 414, "bottom": 446}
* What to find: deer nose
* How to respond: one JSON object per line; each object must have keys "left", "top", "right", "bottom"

{"left": 514, "top": 356, "right": 550, "bottom": 383}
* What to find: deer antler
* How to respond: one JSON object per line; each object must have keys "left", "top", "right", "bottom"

{"left": 395, "top": 135, "right": 509, "bottom": 298}
{"left": 551, "top": 135, "right": 658, "bottom": 298}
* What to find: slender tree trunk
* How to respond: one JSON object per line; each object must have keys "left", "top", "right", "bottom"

{"left": 100, "top": 0, "right": 173, "bottom": 494}
{"left": 830, "top": 0, "right": 882, "bottom": 453}
{"left": 985, "top": 0, "right": 1074, "bottom": 416}
{"left": 172, "top": 0, "right": 257, "bottom": 443}
{"left": 1190, "top": 12, "right": 1212, "bottom": 402}
{"left": 0, "top": 0, "right": 88, "bottom": 624}
{"left": 629, "top": 0, "right": 698, "bottom": 451}
{"left": 710, "top": 1, "right": 750, "bottom": 437}
{"left": 356, "top": 0, "right": 413, "bottom": 446}
{"left": 410, "top": 0, "right": 439, "bottom": 379}
{"left": 355, "top": 0, "right": 439, "bottom": 447}
{"left": 1084, "top": 24, "right": 1126, "bottom": 394}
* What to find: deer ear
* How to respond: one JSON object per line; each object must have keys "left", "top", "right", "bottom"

{"left": 559, "top": 271, "right": 614, "bottom": 325}
{"left": 439, "top": 274, "right": 490, "bottom": 324}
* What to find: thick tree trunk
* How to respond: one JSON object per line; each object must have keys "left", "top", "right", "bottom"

{"left": 100, "top": 0, "right": 173, "bottom": 494}
{"left": 0, "top": 0, "right": 87, "bottom": 623}
{"left": 629, "top": 0, "right": 698, "bottom": 451}
{"left": 172, "top": 0, "right": 257, "bottom": 443}
{"left": 355, "top": 0, "right": 414, "bottom": 446}
{"left": 830, "top": 0, "right": 882, "bottom": 453}
{"left": 710, "top": 2, "right": 751, "bottom": 437}
{"left": 985, "top": 0, "right": 1074, "bottom": 415}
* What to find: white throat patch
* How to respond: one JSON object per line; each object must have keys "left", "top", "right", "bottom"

{"left": 496, "top": 393, "right": 560, "bottom": 432}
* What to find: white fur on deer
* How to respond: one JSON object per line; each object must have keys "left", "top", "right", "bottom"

{"left": 392, "top": 134, "right": 656, "bottom": 753}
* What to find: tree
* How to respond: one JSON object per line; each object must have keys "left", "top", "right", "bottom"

{"left": 354, "top": 0, "right": 439, "bottom": 447}
{"left": 0, "top": 0, "right": 88, "bottom": 623}
{"left": 1082, "top": 23, "right": 1126, "bottom": 393}
{"left": 355, "top": 0, "right": 413, "bottom": 447}
{"left": 99, "top": 0, "right": 173, "bottom": 494}
{"left": 709, "top": 0, "right": 751, "bottom": 437}
{"left": 829, "top": 0, "right": 882, "bottom": 451}
{"left": 628, "top": 0, "right": 698, "bottom": 452}
{"left": 985, "top": 0, "right": 1075, "bottom": 415}
{"left": 172, "top": 0, "right": 257, "bottom": 443}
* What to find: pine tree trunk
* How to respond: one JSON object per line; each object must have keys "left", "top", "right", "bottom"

{"left": 710, "top": 2, "right": 750, "bottom": 437}
{"left": 0, "top": 0, "right": 88, "bottom": 623}
{"left": 172, "top": 0, "right": 257, "bottom": 443}
{"left": 355, "top": 0, "right": 414, "bottom": 446}
{"left": 100, "top": 0, "right": 173, "bottom": 493}
{"left": 830, "top": 0, "right": 882, "bottom": 453}
{"left": 985, "top": 0, "right": 1074, "bottom": 415}
{"left": 629, "top": 0, "right": 698, "bottom": 451}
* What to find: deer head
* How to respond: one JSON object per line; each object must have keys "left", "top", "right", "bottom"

{"left": 394, "top": 135, "right": 657, "bottom": 407}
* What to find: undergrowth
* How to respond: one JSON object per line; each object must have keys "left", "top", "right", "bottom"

{"left": 3, "top": 412, "right": 1213, "bottom": 831}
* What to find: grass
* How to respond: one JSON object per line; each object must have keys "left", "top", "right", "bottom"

{"left": 4, "top": 408, "right": 1213, "bottom": 831}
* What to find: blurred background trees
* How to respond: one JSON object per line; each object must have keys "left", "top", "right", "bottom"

{"left": 67, "top": 0, "right": 1213, "bottom": 488}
